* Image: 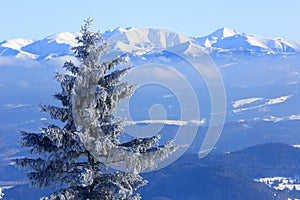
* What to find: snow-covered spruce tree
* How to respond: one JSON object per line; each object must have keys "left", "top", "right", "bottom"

{"left": 14, "top": 19, "right": 177, "bottom": 200}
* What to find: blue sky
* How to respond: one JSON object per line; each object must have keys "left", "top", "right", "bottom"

{"left": 0, "top": 0, "right": 299, "bottom": 42}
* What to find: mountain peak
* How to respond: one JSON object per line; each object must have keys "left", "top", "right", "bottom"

{"left": 210, "top": 27, "right": 238, "bottom": 38}
{"left": 102, "top": 27, "right": 133, "bottom": 38}
{"left": 19, "top": 32, "right": 79, "bottom": 58}
{"left": 45, "top": 32, "right": 79, "bottom": 46}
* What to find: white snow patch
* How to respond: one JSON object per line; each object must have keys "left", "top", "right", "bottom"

{"left": 232, "top": 97, "right": 262, "bottom": 108}
{"left": 293, "top": 144, "right": 300, "bottom": 148}
{"left": 288, "top": 115, "right": 300, "bottom": 120}
{"left": 126, "top": 119, "right": 206, "bottom": 126}
{"left": 163, "top": 94, "right": 174, "bottom": 98}
{"left": 218, "top": 62, "right": 238, "bottom": 69}
{"left": 255, "top": 177, "right": 300, "bottom": 191}
{"left": 286, "top": 81, "right": 298, "bottom": 85}
{"left": 16, "top": 51, "right": 38, "bottom": 60}
{"left": 266, "top": 95, "right": 292, "bottom": 105}
{"left": 232, "top": 95, "right": 292, "bottom": 114}
{"left": 3, "top": 103, "right": 29, "bottom": 109}
{"left": 262, "top": 116, "right": 284, "bottom": 122}
{"left": 248, "top": 114, "right": 300, "bottom": 123}
{"left": 0, "top": 185, "right": 14, "bottom": 199}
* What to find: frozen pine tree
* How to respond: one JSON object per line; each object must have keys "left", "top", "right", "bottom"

{"left": 14, "top": 19, "right": 177, "bottom": 200}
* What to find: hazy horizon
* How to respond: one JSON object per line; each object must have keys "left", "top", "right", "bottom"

{"left": 0, "top": 0, "right": 299, "bottom": 42}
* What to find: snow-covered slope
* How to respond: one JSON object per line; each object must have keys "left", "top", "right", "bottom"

{"left": 195, "top": 27, "right": 300, "bottom": 53}
{"left": 0, "top": 38, "right": 36, "bottom": 59}
{"left": 165, "top": 40, "right": 207, "bottom": 57}
{"left": 21, "top": 32, "right": 79, "bottom": 59}
{"left": 105, "top": 28, "right": 192, "bottom": 54}
{"left": 0, "top": 38, "right": 33, "bottom": 50}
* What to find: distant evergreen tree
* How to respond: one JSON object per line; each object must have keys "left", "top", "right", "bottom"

{"left": 14, "top": 19, "right": 176, "bottom": 200}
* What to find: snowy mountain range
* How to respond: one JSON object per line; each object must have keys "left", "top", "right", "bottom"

{"left": 1, "top": 27, "right": 300, "bottom": 61}
{"left": 195, "top": 27, "right": 300, "bottom": 53}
